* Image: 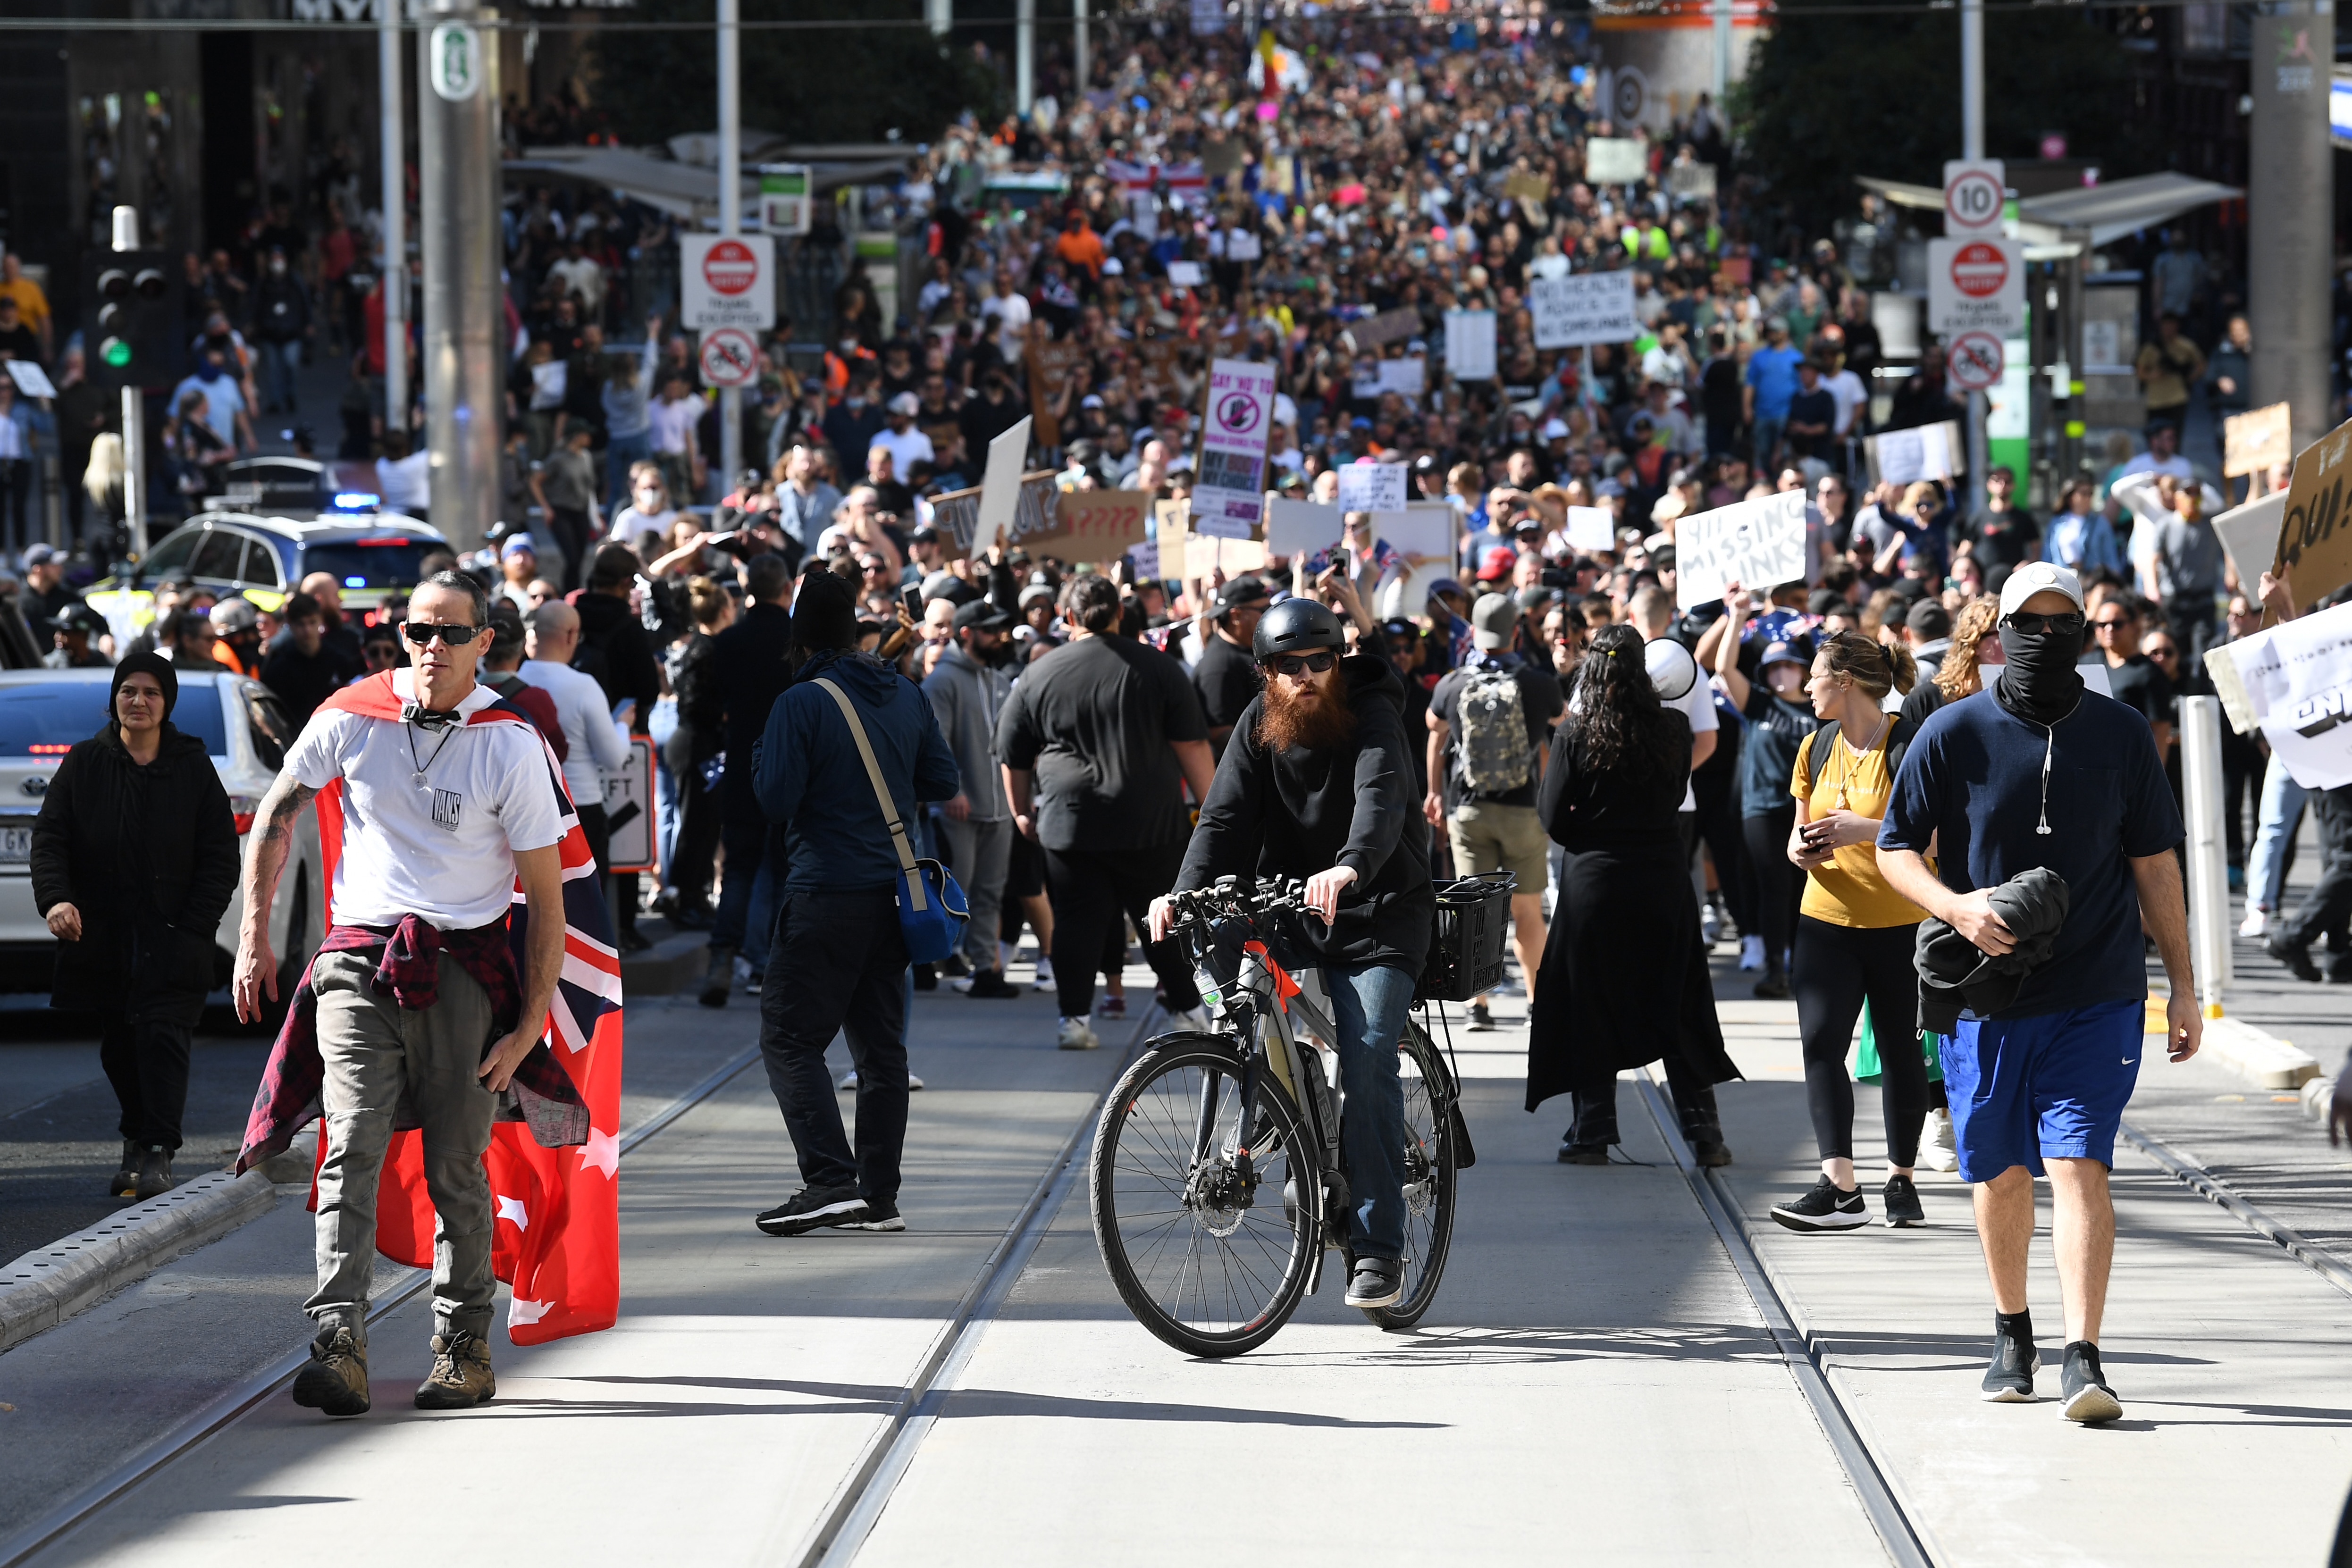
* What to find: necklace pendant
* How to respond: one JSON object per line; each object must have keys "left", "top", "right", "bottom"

{"left": 412, "top": 770, "right": 428, "bottom": 788}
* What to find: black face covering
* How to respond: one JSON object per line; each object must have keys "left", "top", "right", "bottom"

{"left": 1994, "top": 622, "right": 2086, "bottom": 727}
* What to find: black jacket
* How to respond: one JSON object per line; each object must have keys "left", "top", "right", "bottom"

{"left": 575, "top": 589, "right": 662, "bottom": 720}
{"left": 30, "top": 722, "right": 239, "bottom": 1023}
{"left": 713, "top": 601, "right": 796, "bottom": 825}
{"left": 665, "top": 629, "right": 725, "bottom": 771}
{"left": 1177, "top": 653, "right": 1435, "bottom": 973}
{"left": 1915, "top": 866, "right": 2071, "bottom": 1033}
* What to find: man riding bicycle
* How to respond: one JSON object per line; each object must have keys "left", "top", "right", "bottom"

{"left": 1150, "top": 598, "right": 1435, "bottom": 1309}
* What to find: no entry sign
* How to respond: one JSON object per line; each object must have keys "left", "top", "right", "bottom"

{"left": 1928, "top": 235, "right": 2023, "bottom": 338}
{"left": 1949, "top": 332, "right": 2005, "bottom": 392}
{"left": 679, "top": 234, "right": 775, "bottom": 331}
{"left": 698, "top": 326, "right": 761, "bottom": 388}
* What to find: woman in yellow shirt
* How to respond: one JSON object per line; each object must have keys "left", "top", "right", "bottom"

{"left": 1768, "top": 631, "right": 1934, "bottom": 1234}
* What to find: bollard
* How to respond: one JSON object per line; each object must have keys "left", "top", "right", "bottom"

{"left": 2179, "top": 695, "right": 2233, "bottom": 1016}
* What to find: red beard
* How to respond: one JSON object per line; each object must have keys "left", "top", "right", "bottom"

{"left": 1255, "top": 676, "right": 1358, "bottom": 753}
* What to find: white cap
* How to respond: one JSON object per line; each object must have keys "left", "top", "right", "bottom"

{"left": 1998, "top": 560, "right": 2085, "bottom": 619}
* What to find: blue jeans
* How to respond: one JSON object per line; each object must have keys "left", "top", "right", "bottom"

{"left": 2249, "top": 752, "right": 2309, "bottom": 914}
{"left": 1752, "top": 414, "right": 1787, "bottom": 473}
{"left": 605, "top": 430, "right": 652, "bottom": 511}
{"left": 259, "top": 338, "right": 302, "bottom": 413}
{"left": 1320, "top": 962, "right": 1415, "bottom": 1262}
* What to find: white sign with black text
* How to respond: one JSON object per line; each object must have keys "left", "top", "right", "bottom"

{"left": 1674, "top": 490, "right": 1811, "bottom": 609}
{"left": 1529, "top": 272, "right": 1638, "bottom": 350}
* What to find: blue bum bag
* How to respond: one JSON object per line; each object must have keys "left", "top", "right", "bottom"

{"left": 811, "top": 678, "right": 969, "bottom": 964}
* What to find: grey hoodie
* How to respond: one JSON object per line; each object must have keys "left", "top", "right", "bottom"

{"left": 922, "top": 641, "right": 1014, "bottom": 821}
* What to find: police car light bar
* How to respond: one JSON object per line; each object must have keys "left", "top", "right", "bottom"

{"left": 330, "top": 491, "right": 382, "bottom": 510}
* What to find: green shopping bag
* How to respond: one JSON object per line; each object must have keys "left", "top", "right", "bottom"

{"left": 1855, "top": 1001, "right": 1945, "bottom": 1086}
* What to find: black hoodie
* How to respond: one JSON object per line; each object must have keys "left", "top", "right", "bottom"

{"left": 1176, "top": 651, "right": 1436, "bottom": 973}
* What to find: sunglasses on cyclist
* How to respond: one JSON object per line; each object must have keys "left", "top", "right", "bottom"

{"left": 1263, "top": 651, "right": 1337, "bottom": 678}
{"left": 2003, "top": 611, "right": 2084, "bottom": 637}
{"left": 402, "top": 621, "right": 485, "bottom": 647}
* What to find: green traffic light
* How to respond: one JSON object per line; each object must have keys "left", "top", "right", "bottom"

{"left": 100, "top": 337, "right": 132, "bottom": 369}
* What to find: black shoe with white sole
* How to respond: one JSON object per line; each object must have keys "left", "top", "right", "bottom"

{"left": 754, "top": 1184, "right": 864, "bottom": 1236}
{"left": 1882, "top": 1174, "right": 1926, "bottom": 1227}
{"left": 838, "top": 1198, "right": 906, "bottom": 1233}
{"left": 1467, "top": 1002, "right": 1495, "bottom": 1031}
{"left": 1557, "top": 1141, "right": 1610, "bottom": 1165}
{"left": 2059, "top": 1340, "right": 2122, "bottom": 1423}
{"left": 1344, "top": 1256, "right": 1402, "bottom": 1308}
{"left": 1769, "top": 1175, "right": 1869, "bottom": 1232}
{"left": 1982, "top": 1328, "right": 2041, "bottom": 1402}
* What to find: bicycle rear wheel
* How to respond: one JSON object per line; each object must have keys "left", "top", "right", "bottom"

{"left": 1090, "top": 1039, "right": 1317, "bottom": 1358}
{"left": 1362, "top": 1023, "right": 1458, "bottom": 1330}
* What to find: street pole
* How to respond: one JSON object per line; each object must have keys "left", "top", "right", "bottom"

{"left": 718, "top": 0, "right": 743, "bottom": 498}
{"left": 2250, "top": 0, "right": 2334, "bottom": 454}
{"left": 1016, "top": 0, "right": 1034, "bottom": 116}
{"left": 2180, "top": 696, "right": 2234, "bottom": 1016}
{"left": 1711, "top": 0, "right": 1730, "bottom": 101}
{"left": 417, "top": 0, "right": 501, "bottom": 553}
{"left": 1074, "top": 0, "right": 1089, "bottom": 96}
{"left": 1959, "top": 0, "right": 1988, "bottom": 518}
{"left": 925, "top": 0, "right": 950, "bottom": 38}
{"left": 380, "top": 0, "right": 407, "bottom": 442}
{"left": 111, "top": 206, "right": 146, "bottom": 561}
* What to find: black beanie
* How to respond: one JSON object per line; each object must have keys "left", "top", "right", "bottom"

{"left": 109, "top": 650, "right": 178, "bottom": 724}
{"left": 792, "top": 567, "right": 861, "bottom": 654}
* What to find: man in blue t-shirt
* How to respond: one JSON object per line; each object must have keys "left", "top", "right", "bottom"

{"left": 1877, "top": 561, "right": 2194, "bottom": 1426}
{"left": 1742, "top": 317, "right": 1805, "bottom": 475}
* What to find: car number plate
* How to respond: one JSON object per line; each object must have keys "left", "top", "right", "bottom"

{"left": 0, "top": 826, "right": 31, "bottom": 863}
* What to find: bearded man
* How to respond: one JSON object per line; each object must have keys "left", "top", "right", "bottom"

{"left": 1151, "top": 598, "right": 1436, "bottom": 1310}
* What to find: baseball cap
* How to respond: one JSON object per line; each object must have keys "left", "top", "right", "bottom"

{"left": 1470, "top": 592, "right": 1517, "bottom": 650}
{"left": 919, "top": 569, "right": 974, "bottom": 604}
{"left": 22, "top": 544, "right": 56, "bottom": 567}
{"left": 1214, "top": 576, "right": 1271, "bottom": 615}
{"left": 952, "top": 598, "right": 1016, "bottom": 632}
{"left": 1426, "top": 578, "right": 1466, "bottom": 603}
{"left": 1476, "top": 545, "right": 1517, "bottom": 582}
{"left": 1758, "top": 639, "right": 1807, "bottom": 672}
{"left": 500, "top": 533, "right": 537, "bottom": 559}
{"left": 1018, "top": 582, "right": 1057, "bottom": 610}
{"left": 209, "top": 598, "right": 259, "bottom": 634}
{"left": 887, "top": 392, "right": 920, "bottom": 416}
{"left": 1906, "top": 599, "right": 1952, "bottom": 638}
{"left": 1997, "top": 560, "right": 2085, "bottom": 619}
{"left": 1380, "top": 617, "right": 1418, "bottom": 641}
{"left": 1540, "top": 418, "right": 1571, "bottom": 441}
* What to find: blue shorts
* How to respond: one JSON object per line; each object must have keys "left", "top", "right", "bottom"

{"left": 1943, "top": 998, "right": 2144, "bottom": 1181}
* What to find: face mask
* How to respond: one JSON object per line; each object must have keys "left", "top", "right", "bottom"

{"left": 197, "top": 360, "right": 226, "bottom": 383}
{"left": 1994, "top": 620, "right": 2085, "bottom": 729}
{"left": 206, "top": 332, "right": 231, "bottom": 351}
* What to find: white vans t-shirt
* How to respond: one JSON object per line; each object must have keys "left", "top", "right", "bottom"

{"left": 286, "top": 678, "right": 568, "bottom": 931}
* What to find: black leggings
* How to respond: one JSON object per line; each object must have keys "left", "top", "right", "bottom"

{"left": 1794, "top": 914, "right": 1926, "bottom": 1167}
{"left": 1743, "top": 808, "right": 1802, "bottom": 967}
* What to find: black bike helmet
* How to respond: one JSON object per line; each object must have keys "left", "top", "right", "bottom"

{"left": 1252, "top": 597, "right": 1347, "bottom": 661}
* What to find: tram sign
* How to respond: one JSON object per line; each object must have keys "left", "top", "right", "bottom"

{"left": 1929, "top": 236, "right": 2024, "bottom": 338}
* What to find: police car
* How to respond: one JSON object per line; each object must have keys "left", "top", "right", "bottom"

{"left": 85, "top": 458, "right": 449, "bottom": 644}
{"left": 0, "top": 668, "right": 320, "bottom": 1004}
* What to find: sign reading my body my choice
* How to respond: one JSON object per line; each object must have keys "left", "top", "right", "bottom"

{"left": 1193, "top": 358, "right": 1277, "bottom": 539}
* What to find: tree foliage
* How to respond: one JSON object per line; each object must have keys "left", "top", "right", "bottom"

{"left": 585, "top": 0, "right": 1006, "bottom": 148}
{"left": 1733, "top": 4, "right": 2153, "bottom": 234}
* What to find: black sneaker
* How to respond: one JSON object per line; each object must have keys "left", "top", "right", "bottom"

{"left": 1344, "top": 1256, "right": 1402, "bottom": 1308}
{"left": 1882, "top": 1174, "right": 1926, "bottom": 1227}
{"left": 1468, "top": 1002, "right": 1495, "bottom": 1031}
{"left": 1769, "top": 1175, "right": 1869, "bottom": 1232}
{"left": 1981, "top": 1328, "right": 2041, "bottom": 1402}
{"left": 1557, "top": 1141, "right": 1610, "bottom": 1165}
{"left": 1690, "top": 1135, "right": 1733, "bottom": 1169}
{"left": 2059, "top": 1340, "right": 2122, "bottom": 1423}
{"left": 838, "top": 1197, "right": 906, "bottom": 1233}
{"left": 962, "top": 969, "right": 1022, "bottom": 999}
{"left": 912, "top": 963, "right": 938, "bottom": 991}
{"left": 754, "top": 1184, "right": 864, "bottom": 1236}
{"left": 1752, "top": 968, "right": 1791, "bottom": 1000}
{"left": 2268, "top": 934, "right": 2324, "bottom": 983}
{"left": 937, "top": 952, "right": 973, "bottom": 979}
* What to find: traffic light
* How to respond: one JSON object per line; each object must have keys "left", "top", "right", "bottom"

{"left": 82, "top": 250, "right": 182, "bottom": 390}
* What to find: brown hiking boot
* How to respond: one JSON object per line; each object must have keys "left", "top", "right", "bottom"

{"left": 290, "top": 1326, "right": 370, "bottom": 1417}
{"left": 413, "top": 1329, "right": 496, "bottom": 1409}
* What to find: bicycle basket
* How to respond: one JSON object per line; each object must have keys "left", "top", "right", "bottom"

{"left": 1416, "top": 871, "right": 1517, "bottom": 1003}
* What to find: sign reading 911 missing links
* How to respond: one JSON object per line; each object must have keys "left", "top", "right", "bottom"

{"left": 1193, "top": 358, "right": 1277, "bottom": 539}
{"left": 1674, "top": 490, "right": 1811, "bottom": 610}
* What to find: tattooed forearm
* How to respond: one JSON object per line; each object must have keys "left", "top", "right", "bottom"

{"left": 240, "top": 778, "right": 315, "bottom": 936}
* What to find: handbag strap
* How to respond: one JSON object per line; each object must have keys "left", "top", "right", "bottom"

{"left": 811, "top": 678, "right": 926, "bottom": 906}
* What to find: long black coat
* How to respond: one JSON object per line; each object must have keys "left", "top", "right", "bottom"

{"left": 29, "top": 723, "right": 239, "bottom": 1024}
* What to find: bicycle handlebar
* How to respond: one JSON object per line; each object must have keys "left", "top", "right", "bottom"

{"left": 1160, "top": 875, "right": 1310, "bottom": 943}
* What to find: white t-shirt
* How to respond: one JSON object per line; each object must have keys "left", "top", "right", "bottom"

{"left": 1824, "top": 369, "right": 1868, "bottom": 436}
{"left": 981, "top": 291, "right": 1032, "bottom": 361}
{"left": 519, "top": 658, "right": 630, "bottom": 809}
{"left": 869, "top": 425, "right": 935, "bottom": 476}
{"left": 285, "top": 675, "right": 567, "bottom": 931}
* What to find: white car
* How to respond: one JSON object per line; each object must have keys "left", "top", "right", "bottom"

{"left": 0, "top": 669, "right": 320, "bottom": 1006}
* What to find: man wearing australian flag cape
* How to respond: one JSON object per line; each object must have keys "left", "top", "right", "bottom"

{"left": 231, "top": 570, "right": 624, "bottom": 1418}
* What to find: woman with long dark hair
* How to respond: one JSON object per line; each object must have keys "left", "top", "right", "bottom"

{"left": 1768, "top": 631, "right": 1934, "bottom": 1232}
{"left": 1528, "top": 623, "right": 1741, "bottom": 1165}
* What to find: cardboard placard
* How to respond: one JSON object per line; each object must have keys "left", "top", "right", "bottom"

{"left": 1444, "top": 310, "right": 1497, "bottom": 381}
{"left": 1336, "top": 462, "right": 1409, "bottom": 515}
{"left": 974, "top": 417, "right": 1034, "bottom": 557}
{"left": 2276, "top": 414, "right": 2352, "bottom": 622}
{"left": 1583, "top": 137, "right": 1648, "bottom": 185}
{"left": 1674, "top": 491, "right": 1810, "bottom": 609}
{"left": 1377, "top": 356, "right": 1427, "bottom": 397}
{"left": 1183, "top": 536, "right": 1270, "bottom": 579}
{"left": 1528, "top": 272, "right": 1638, "bottom": 350}
{"left": 1866, "top": 421, "right": 1962, "bottom": 486}
{"left": 1565, "top": 505, "right": 1616, "bottom": 554}
{"left": 1193, "top": 358, "right": 1277, "bottom": 539}
{"left": 2224, "top": 402, "right": 2293, "bottom": 479}
{"left": 1344, "top": 307, "right": 1421, "bottom": 351}
{"left": 2211, "top": 490, "right": 2287, "bottom": 592}
{"left": 1025, "top": 487, "right": 1152, "bottom": 562}
{"left": 2204, "top": 602, "right": 2352, "bottom": 785}
{"left": 1264, "top": 497, "right": 1344, "bottom": 557}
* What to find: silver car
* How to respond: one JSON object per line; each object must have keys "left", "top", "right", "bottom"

{"left": 0, "top": 669, "right": 321, "bottom": 1004}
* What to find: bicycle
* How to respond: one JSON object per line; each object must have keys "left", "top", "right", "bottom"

{"left": 1088, "top": 876, "right": 1472, "bottom": 1358}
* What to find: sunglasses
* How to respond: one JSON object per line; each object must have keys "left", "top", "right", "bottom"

{"left": 402, "top": 621, "right": 485, "bottom": 647}
{"left": 2092, "top": 617, "right": 2129, "bottom": 632}
{"left": 1264, "top": 651, "right": 1337, "bottom": 677}
{"left": 2006, "top": 611, "right": 2086, "bottom": 637}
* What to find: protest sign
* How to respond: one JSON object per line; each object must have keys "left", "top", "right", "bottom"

{"left": 1444, "top": 310, "right": 1497, "bottom": 381}
{"left": 1674, "top": 490, "right": 1810, "bottom": 609}
{"left": 1193, "top": 358, "right": 1277, "bottom": 539}
{"left": 1155, "top": 498, "right": 1192, "bottom": 566}
{"left": 1565, "top": 505, "right": 1616, "bottom": 554}
{"left": 1264, "top": 497, "right": 1344, "bottom": 557}
{"left": 974, "top": 417, "right": 1033, "bottom": 557}
{"left": 1025, "top": 488, "right": 1152, "bottom": 562}
{"left": 2276, "top": 415, "right": 2352, "bottom": 621}
{"left": 1528, "top": 273, "right": 1637, "bottom": 350}
{"left": 2224, "top": 402, "right": 2292, "bottom": 480}
{"left": 2205, "top": 602, "right": 2352, "bottom": 785}
{"left": 1377, "top": 357, "right": 1427, "bottom": 397}
{"left": 1344, "top": 307, "right": 1420, "bottom": 351}
{"left": 1866, "top": 421, "right": 1961, "bottom": 486}
{"left": 1584, "top": 137, "right": 1647, "bottom": 184}
{"left": 1184, "top": 535, "right": 1270, "bottom": 579}
{"left": 1336, "top": 462, "right": 1409, "bottom": 515}
{"left": 2210, "top": 490, "right": 2286, "bottom": 592}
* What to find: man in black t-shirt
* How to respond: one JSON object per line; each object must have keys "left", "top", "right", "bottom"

{"left": 1956, "top": 465, "right": 2041, "bottom": 575}
{"left": 2092, "top": 593, "right": 2175, "bottom": 757}
{"left": 1783, "top": 358, "right": 1838, "bottom": 463}
{"left": 996, "top": 576, "right": 1217, "bottom": 1050}
{"left": 1191, "top": 575, "right": 1269, "bottom": 756}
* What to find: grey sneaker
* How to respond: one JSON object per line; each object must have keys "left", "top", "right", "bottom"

{"left": 2059, "top": 1341, "right": 2122, "bottom": 1423}
{"left": 1344, "top": 1256, "right": 1403, "bottom": 1308}
{"left": 1982, "top": 1328, "right": 2041, "bottom": 1403}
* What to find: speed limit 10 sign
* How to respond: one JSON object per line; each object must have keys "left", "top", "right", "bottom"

{"left": 1943, "top": 159, "right": 2006, "bottom": 236}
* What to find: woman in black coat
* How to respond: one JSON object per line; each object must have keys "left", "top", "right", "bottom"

{"left": 30, "top": 654, "right": 239, "bottom": 1199}
{"left": 1527, "top": 624, "right": 1741, "bottom": 1166}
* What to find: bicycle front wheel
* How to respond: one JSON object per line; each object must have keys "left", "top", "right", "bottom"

{"left": 1090, "top": 1040, "right": 1317, "bottom": 1358}
{"left": 1363, "top": 1023, "right": 1459, "bottom": 1331}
